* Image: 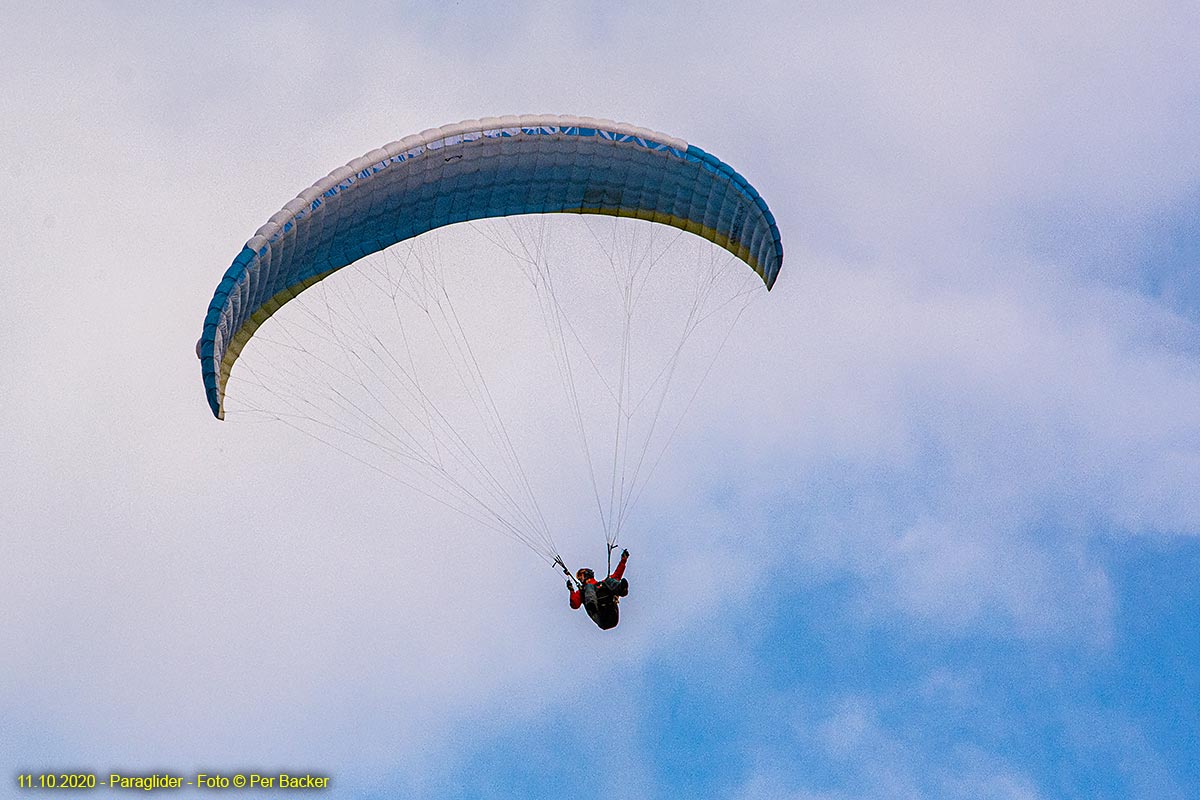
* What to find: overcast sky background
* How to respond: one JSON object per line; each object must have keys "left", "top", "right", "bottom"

{"left": 2, "top": 2, "right": 1198, "bottom": 798}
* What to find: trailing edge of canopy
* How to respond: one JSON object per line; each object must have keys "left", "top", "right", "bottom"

{"left": 199, "top": 114, "right": 784, "bottom": 419}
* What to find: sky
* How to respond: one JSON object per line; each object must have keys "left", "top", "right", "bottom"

{"left": 2, "top": 1, "right": 1199, "bottom": 798}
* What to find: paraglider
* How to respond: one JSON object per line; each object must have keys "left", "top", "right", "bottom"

{"left": 567, "top": 549, "right": 631, "bottom": 630}
{"left": 198, "top": 115, "right": 783, "bottom": 621}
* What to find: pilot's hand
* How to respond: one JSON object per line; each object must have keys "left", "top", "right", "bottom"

{"left": 621, "top": 548, "right": 630, "bottom": 560}
{"left": 566, "top": 579, "right": 574, "bottom": 591}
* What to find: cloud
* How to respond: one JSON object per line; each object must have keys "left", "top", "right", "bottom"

{"left": 672, "top": 238, "right": 1199, "bottom": 642}
{"left": 719, "top": 693, "right": 1046, "bottom": 800}
{"left": 2, "top": 2, "right": 1199, "bottom": 797}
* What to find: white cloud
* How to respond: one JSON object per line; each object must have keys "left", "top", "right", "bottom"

{"left": 727, "top": 694, "right": 1046, "bottom": 800}
{"left": 2, "top": 1, "right": 1198, "bottom": 795}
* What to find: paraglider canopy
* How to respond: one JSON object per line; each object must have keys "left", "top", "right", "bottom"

{"left": 198, "top": 114, "right": 784, "bottom": 421}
